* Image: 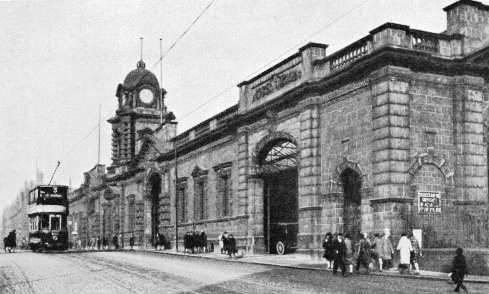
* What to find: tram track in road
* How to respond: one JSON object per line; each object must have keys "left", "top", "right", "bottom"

{"left": 61, "top": 252, "right": 308, "bottom": 294}
{"left": 56, "top": 253, "right": 229, "bottom": 294}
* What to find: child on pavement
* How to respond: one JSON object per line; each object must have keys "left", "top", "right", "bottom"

{"left": 451, "top": 247, "right": 469, "bottom": 293}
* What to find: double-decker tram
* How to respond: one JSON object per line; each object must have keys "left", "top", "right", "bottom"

{"left": 28, "top": 185, "right": 69, "bottom": 251}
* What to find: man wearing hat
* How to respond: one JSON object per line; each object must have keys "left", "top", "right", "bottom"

{"left": 332, "top": 233, "right": 347, "bottom": 276}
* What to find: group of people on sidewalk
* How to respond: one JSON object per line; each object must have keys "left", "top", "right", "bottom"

{"left": 322, "top": 229, "right": 422, "bottom": 276}
{"left": 218, "top": 231, "right": 238, "bottom": 259}
{"left": 322, "top": 229, "right": 471, "bottom": 292}
{"left": 72, "top": 234, "right": 123, "bottom": 250}
{"left": 183, "top": 230, "right": 209, "bottom": 254}
{"left": 3, "top": 230, "right": 17, "bottom": 253}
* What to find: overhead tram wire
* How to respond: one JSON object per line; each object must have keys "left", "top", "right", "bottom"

{"left": 56, "top": 0, "right": 215, "bottom": 168}
{"left": 180, "top": 0, "right": 371, "bottom": 120}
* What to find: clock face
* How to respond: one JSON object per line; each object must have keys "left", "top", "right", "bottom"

{"left": 139, "top": 88, "right": 154, "bottom": 104}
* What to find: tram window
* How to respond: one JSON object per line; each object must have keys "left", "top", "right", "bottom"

{"left": 41, "top": 214, "right": 50, "bottom": 230}
{"left": 50, "top": 215, "right": 61, "bottom": 231}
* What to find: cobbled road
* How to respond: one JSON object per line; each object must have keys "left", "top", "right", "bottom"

{"left": 1, "top": 250, "right": 488, "bottom": 294}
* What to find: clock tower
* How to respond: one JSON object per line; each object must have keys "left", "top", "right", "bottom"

{"left": 108, "top": 59, "right": 169, "bottom": 169}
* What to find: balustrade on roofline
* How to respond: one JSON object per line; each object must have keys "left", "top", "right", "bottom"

{"left": 320, "top": 24, "right": 465, "bottom": 73}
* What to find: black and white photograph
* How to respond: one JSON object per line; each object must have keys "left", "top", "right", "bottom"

{"left": 1, "top": 0, "right": 489, "bottom": 293}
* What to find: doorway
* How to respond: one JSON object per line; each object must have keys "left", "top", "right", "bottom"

{"left": 341, "top": 168, "right": 362, "bottom": 242}
{"left": 259, "top": 139, "right": 299, "bottom": 254}
{"left": 149, "top": 174, "right": 162, "bottom": 247}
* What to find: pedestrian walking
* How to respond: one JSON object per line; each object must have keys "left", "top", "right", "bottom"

{"left": 222, "top": 231, "right": 229, "bottom": 255}
{"left": 332, "top": 233, "right": 347, "bottom": 276}
{"left": 409, "top": 233, "right": 421, "bottom": 275}
{"left": 119, "top": 233, "right": 124, "bottom": 249}
{"left": 192, "top": 231, "right": 199, "bottom": 253}
{"left": 396, "top": 232, "right": 413, "bottom": 274}
{"left": 129, "top": 234, "right": 135, "bottom": 250}
{"left": 354, "top": 233, "right": 371, "bottom": 273}
{"left": 184, "top": 231, "right": 193, "bottom": 254}
{"left": 344, "top": 233, "right": 354, "bottom": 274}
{"left": 3, "top": 236, "right": 8, "bottom": 253}
{"left": 8, "top": 230, "right": 17, "bottom": 253}
{"left": 218, "top": 232, "right": 224, "bottom": 254}
{"left": 227, "top": 233, "right": 237, "bottom": 259}
{"left": 155, "top": 233, "right": 160, "bottom": 250}
{"left": 380, "top": 228, "right": 395, "bottom": 270}
{"left": 97, "top": 236, "right": 101, "bottom": 250}
{"left": 103, "top": 236, "right": 108, "bottom": 250}
{"left": 198, "top": 230, "right": 207, "bottom": 253}
{"left": 450, "top": 247, "right": 469, "bottom": 293}
{"left": 158, "top": 232, "right": 166, "bottom": 250}
{"left": 322, "top": 232, "right": 334, "bottom": 269}
{"left": 112, "top": 234, "right": 119, "bottom": 250}
{"left": 371, "top": 233, "right": 383, "bottom": 271}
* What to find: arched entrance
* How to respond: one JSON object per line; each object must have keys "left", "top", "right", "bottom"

{"left": 341, "top": 168, "right": 362, "bottom": 242}
{"left": 258, "top": 139, "right": 299, "bottom": 254}
{"left": 148, "top": 173, "right": 162, "bottom": 246}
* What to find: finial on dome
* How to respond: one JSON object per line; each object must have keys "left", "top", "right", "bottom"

{"left": 137, "top": 37, "right": 145, "bottom": 68}
{"left": 137, "top": 60, "right": 146, "bottom": 69}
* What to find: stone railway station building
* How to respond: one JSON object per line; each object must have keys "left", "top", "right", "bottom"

{"left": 66, "top": 0, "right": 489, "bottom": 260}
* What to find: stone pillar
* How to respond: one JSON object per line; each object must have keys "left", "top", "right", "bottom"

{"left": 237, "top": 127, "right": 250, "bottom": 251}
{"left": 452, "top": 75, "right": 488, "bottom": 203}
{"left": 237, "top": 127, "right": 250, "bottom": 217}
{"left": 297, "top": 97, "right": 322, "bottom": 249}
{"left": 247, "top": 177, "right": 264, "bottom": 253}
{"left": 370, "top": 66, "right": 412, "bottom": 234}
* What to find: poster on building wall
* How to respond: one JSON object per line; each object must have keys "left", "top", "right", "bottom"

{"left": 418, "top": 191, "right": 441, "bottom": 214}
{"left": 412, "top": 229, "right": 422, "bottom": 249}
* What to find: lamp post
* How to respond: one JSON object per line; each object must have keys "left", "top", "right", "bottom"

{"left": 174, "top": 144, "right": 179, "bottom": 251}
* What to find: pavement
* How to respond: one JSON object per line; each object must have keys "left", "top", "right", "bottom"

{"left": 120, "top": 247, "right": 489, "bottom": 284}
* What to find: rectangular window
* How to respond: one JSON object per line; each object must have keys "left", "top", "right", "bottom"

{"left": 196, "top": 181, "right": 205, "bottom": 220}
{"left": 425, "top": 131, "right": 436, "bottom": 148}
{"left": 179, "top": 187, "right": 186, "bottom": 222}
{"left": 41, "top": 214, "right": 49, "bottom": 230}
{"left": 50, "top": 215, "right": 61, "bottom": 230}
{"left": 129, "top": 202, "right": 135, "bottom": 232}
{"left": 222, "top": 176, "right": 230, "bottom": 216}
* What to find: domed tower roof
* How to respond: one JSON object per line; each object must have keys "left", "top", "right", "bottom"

{"left": 123, "top": 60, "right": 160, "bottom": 91}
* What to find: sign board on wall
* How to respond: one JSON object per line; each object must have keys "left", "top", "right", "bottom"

{"left": 418, "top": 191, "right": 441, "bottom": 213}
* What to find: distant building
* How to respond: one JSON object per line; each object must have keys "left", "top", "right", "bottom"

{"left": 1, "top": 181, "right": 35, "bottom": 245}
{"left": 68, "top": 0, "right": 489, "bottom": 260}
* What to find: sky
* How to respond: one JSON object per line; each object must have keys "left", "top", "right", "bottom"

{"left": 0, "top": 0, "right": 457, "bottom": 213}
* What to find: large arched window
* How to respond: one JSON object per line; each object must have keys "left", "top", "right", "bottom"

{"left": 258, "top": 140, "right": 298, "bottom": 173}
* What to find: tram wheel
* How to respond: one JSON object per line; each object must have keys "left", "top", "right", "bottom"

{"left": 276, "top": 241, "right": 286, "bottom": 255}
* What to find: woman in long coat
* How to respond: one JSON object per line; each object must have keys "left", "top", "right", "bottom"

{"left": 227, "top": 233, "right": 237, "bottom": 259}
{"left": 396, "top": 233, "right": 413, "bottom": 274}
{"left": 322, "top": 232, "right": 334, "bottom": 269}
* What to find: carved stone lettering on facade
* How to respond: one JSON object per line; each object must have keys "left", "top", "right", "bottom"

{"left": 252, "top": 70, "right": 302, "bottom": 101}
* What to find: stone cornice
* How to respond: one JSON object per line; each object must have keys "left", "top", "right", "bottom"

{"left": 178, "top": 214, "right": 249, "bottom": 226}
{"left": 453, "top": 200, "right": 487, "bottom": 206}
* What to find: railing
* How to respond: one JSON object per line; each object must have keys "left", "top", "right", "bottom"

{"left": 320, "top": 25, "right": 465, "bottom": 74}
{"left": 330, "top": 36, "right": 371, "bottom": 71}
{"left": 410, "top": 29, "right": 441, "bottom": 53}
